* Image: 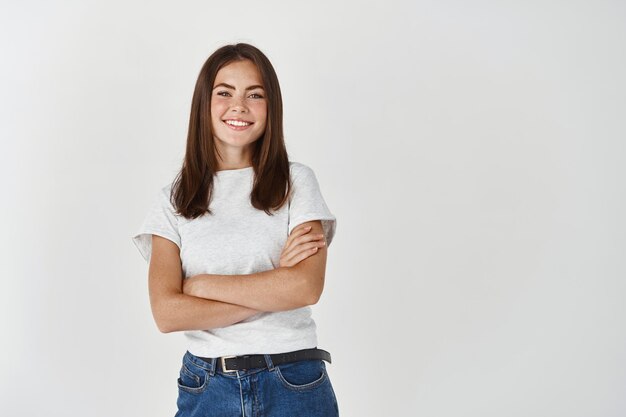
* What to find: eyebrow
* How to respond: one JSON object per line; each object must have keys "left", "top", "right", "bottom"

{"left": 212, "top": 82, "right": 265, "bottom": 91}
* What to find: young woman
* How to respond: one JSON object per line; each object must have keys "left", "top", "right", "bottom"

{"left": 132, "top": 43, "right": 339, "bottom": 416}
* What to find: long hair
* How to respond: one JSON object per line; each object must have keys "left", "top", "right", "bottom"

{"left": 171, "top": 43, "right": 291, "bottom": 219}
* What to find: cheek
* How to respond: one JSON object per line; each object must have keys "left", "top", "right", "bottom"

{"left": 252, "top": 102, "right": 268, "bottom": 121}
{"left": 211, "top": 100, "right": 228, "bottom": 117}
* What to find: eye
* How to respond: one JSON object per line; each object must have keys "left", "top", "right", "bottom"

{"left": 249, "top": 93, "right": 264, "bottom": 99}
{"left": 216, "top": 91, "right": 231, "bottom": 97}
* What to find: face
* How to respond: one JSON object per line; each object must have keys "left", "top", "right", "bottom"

{"left": 210, "top": 59, "right": 268, "bottom": 161}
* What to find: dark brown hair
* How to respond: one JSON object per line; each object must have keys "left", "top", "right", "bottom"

{"left": 170, "top": 43, "right": 291, "bottom": 219}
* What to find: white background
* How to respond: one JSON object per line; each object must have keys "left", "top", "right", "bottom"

{"left": 1, "top": 1, "right": 625, "bottom": 416}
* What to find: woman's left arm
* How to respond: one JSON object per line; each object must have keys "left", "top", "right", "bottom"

{"left": 183, "top": 221, "right": 328, "bottom": 312}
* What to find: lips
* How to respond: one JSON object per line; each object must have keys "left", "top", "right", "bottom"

{"left": 223, "top": 118, "right": 253, "bottom": 124}
{"left": 223, "top": 119, "right": 253, "bottom": 130}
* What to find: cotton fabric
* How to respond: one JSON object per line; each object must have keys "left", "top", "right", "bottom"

{"left": 131, "top": 161, "right": 337, "bottom": 358}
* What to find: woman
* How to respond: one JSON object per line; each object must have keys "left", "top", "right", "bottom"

{"left": 131, "top": 42, "right": 339, "bottom": 416}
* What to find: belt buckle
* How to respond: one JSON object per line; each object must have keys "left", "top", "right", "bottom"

{"left": 220, "top": 355, "right": 237, "bottom": 373}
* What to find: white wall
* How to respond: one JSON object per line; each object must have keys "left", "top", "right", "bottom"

{"left": 1, "top": 1, "right": 624, "bottom": 416}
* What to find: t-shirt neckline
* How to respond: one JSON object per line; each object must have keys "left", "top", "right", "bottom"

{"left": 215, "top": 166, "right": 254, "bottom": 175}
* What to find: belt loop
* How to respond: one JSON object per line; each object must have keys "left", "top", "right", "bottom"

{"left": 263, "top": 354, "right": 275, "bottom": 371}
{"left": 209, "top": 357, "right": 217, "bottom": 376}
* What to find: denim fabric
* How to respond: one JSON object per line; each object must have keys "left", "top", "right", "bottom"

{"left": 174, "top": 350, "right": 340, "bottom": 417}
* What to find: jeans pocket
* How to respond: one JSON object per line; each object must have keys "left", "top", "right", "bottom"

{"left": 177, "top": 361, "right": 209, "bottom": 394}
{"left": 274, "top": 359, "right": 328, "bottom": 391}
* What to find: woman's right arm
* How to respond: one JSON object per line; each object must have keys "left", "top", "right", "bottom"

{"left": 148, "top": 235, "right": 261, "bottom": 333}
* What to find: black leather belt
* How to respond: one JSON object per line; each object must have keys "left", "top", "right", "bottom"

{"left": 198, "top": 348, "right": 332, "bottom": 373}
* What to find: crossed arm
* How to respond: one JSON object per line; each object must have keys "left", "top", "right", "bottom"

{"left": 148, "top": 221, "right": 328, "bottom": 333}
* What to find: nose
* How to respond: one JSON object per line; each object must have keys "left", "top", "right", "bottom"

{"left": 230, "top": 96, "right": 247, "bottom": 113}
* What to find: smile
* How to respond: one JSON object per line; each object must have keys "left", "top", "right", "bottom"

{"left": 224, "top": 119, "right": 253, "bottom": 128}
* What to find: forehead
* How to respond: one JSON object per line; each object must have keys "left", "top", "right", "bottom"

{"left": 214, "top": 60, "right": 263, "bottom": 85}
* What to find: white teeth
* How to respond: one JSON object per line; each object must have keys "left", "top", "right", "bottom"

{"left": 225, "top": 120, "right": 251, "bottom": 127}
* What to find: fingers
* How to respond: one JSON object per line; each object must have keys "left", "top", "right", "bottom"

{"left": 282, "top": 233, "right": 326, "bottom": 262}
{"left": 283, "top": 225, "right": 310, "bottom": 254}
{"left": 280, "top": 245, "right": 318, "bottom": 268}
{"left": 289, "top": 245, "right": 321, "bottom": 266}
{"left": 279, "top": 224, "right": 328, "bottom": 268}
{"left": 280, "top": 239, "right": 326, "bottom": 267}
{"left": 286, "top": 225, "right": 313, "bottom": 246}
{"left": 286, "top": 227, "right": 326, "bottom": 251}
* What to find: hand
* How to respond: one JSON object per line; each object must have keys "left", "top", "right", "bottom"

{"left": 182, "top": 275, "right": 220, "bottom": 302}
{"left": 182, "top": 276, "right": 200, "bottom": 297}
{"left": 279, "top": 225, "right": 327, "bottom": 268}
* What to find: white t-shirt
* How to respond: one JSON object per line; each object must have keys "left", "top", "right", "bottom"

{"left": 131, "top": 161, "right": 336, "bottom": 357}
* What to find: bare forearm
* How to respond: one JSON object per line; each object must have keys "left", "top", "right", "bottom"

{"left": 183, "top": 267, "right": 312, "bottom": 312}
{"left": 153, "top": 292, "right": 261, "bottom": 333}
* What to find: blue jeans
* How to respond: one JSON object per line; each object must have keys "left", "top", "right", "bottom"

{"left": 174, "top": 350, "right": 340, "bottom": 416}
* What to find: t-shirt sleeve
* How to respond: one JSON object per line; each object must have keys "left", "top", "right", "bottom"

{"left": 131, "top": 185, "right": 182, "bottom": 264}
{"left": 288, "top": 164, "right": 337, "bottom": 246}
